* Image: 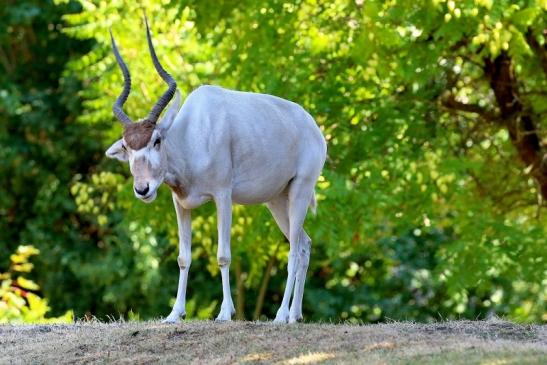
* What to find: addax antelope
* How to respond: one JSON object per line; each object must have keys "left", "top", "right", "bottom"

{"left": 106, "top": 16, "right": 327, "bottom": 323}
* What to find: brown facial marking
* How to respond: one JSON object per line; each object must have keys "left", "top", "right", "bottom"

{"left": 123, "top": 120, "right": 156, "bottom": 150}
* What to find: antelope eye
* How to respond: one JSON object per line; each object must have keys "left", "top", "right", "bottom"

{"left": 122, "top": 144, "right": 127, "bottom": 151}
{"left": 154, "top": 138, "right": 161, "bottom": 147}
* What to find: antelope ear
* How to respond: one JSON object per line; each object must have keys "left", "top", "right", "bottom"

{"left": 105, "top": 139, "right": 128, "bottom": 162}
{"left": 159, "top": 89, "right": 181, "bottom": 133}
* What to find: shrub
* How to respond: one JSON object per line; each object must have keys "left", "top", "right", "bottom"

{"left": 0, "top": 245, "right": 73, "bottom": 324}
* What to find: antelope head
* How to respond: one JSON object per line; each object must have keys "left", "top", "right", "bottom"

{"left": 106, "top": 16, "right": 181, "bottom": 203}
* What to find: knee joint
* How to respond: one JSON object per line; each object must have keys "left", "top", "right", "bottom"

{"left": 298, "top": 238, "right": 311, "bottom": 264}
{"left": 177, "top": 255, "right": 190, "bottom": 270}
{"left": 217, "top": 255, "right": 231, "bottom": 267}
{"left": 299, "top": 251, "right": 310, "bottom": 266}
{"left": 298, "top": 236, "right": 311, "bottom": 253}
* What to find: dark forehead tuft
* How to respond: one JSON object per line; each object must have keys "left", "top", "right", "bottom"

{"left": 123, "top": 120, "right": 156, "bottom": 150}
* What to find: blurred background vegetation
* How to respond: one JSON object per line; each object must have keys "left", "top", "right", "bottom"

{"left": 0, "top": 0, "right": 546, "bottom": 323}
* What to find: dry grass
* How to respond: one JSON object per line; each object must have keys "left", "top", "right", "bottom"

{"left": 0, "top": 318, "right": 545, "bottom": 364}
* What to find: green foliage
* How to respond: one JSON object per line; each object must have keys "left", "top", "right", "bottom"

{"left": 1, "top": 0, "right": 545, "bottom": 323}
{"left": 0, "top": 245, "right": 73, "bottom": 323}
{"left": 0, "top": 0, "right": 106, "bottom": 317}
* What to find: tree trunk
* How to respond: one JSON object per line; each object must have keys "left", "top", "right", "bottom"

{"left": 253, "top": 253, "right": 276, "bottom": 320}
{"left": 484, "top": 52, "right": 547, "bottom": 203}
{"left": 234, "top": 259, "right": 245, "bottom": 320}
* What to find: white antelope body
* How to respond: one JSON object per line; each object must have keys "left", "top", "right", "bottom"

{"left": 106, "top": 17, "right": 326, "bottom": 323}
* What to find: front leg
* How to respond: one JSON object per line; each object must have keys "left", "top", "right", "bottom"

{"left": 215, "top": 191, "right": 235, "bottom": 321}
{"left": 163, "top": 194, "right": 192, "bottom": 323}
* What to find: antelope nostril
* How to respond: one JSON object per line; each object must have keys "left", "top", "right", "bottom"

{"left": 135, "top": 184, "right": 149, "bottom": 196}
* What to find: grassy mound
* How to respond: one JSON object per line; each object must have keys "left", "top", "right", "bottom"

{"left": 1, "top": 319, "right": 545, "bottom": 364}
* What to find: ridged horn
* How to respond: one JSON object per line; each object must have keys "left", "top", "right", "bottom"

{"left": 110, "top": 29, "right": 133, "bottom": 125}
{"left": 144, "top": 14, "right": 177, "bottom": 124}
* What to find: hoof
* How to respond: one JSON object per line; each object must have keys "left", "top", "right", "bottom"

{"left": 215, "top": 308, "right": 233, "bottom": 321}
{"left": 288, "top": 315, "right": 303, "bottom": 324}
{"left": 273, "top": 308, "right": 289, "bottom": 324}
{"left": 162, "top": 312, "right": 185, "bottom": 324}
{"left": 215, "top": 317, "right": 232, "bottom": 322}
{"left": 215, "top": 314, "right": 232, "bottom": 322}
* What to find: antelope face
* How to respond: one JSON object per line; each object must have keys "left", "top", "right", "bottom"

{"left": 105, "top": 16, "right": 180, "bottom": 203}
{"left": 105, "top": 123, "right": 163, "bottom": 202}
{"left": 105, "top": 91, "right": 181, "bottom": 203}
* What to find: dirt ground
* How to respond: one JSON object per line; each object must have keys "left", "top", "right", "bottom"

{"left": 0, "top": 318, "right": 545, "bottom": 364}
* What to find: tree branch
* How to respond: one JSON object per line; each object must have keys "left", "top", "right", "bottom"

{"left": 252, "top": 244, "right": 279, "bottom": 320}
{"left": 441, "top": 94, "right": 498, "bottom": 122}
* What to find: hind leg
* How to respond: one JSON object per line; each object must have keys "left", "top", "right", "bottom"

{"left": 271, "top": 178, "right": 314, "bottom": 323}
{"left": 267, "top": 194, "right": 296, "bottom": 323}
{"left": 267, "top": 193, "right": 312, "bottom": 323}
{"left": 287, "top": 179, "right": 314, "bottom": 323}
{"left": 266, "top": 194, "right": 290, "bottom": 239}
{"left": 289, "top": 231, "right": 311, "bottom": 323}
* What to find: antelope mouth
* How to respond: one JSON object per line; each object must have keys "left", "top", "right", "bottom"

{"left": 138, "top": 190, "right": 157, "bottom": 203}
